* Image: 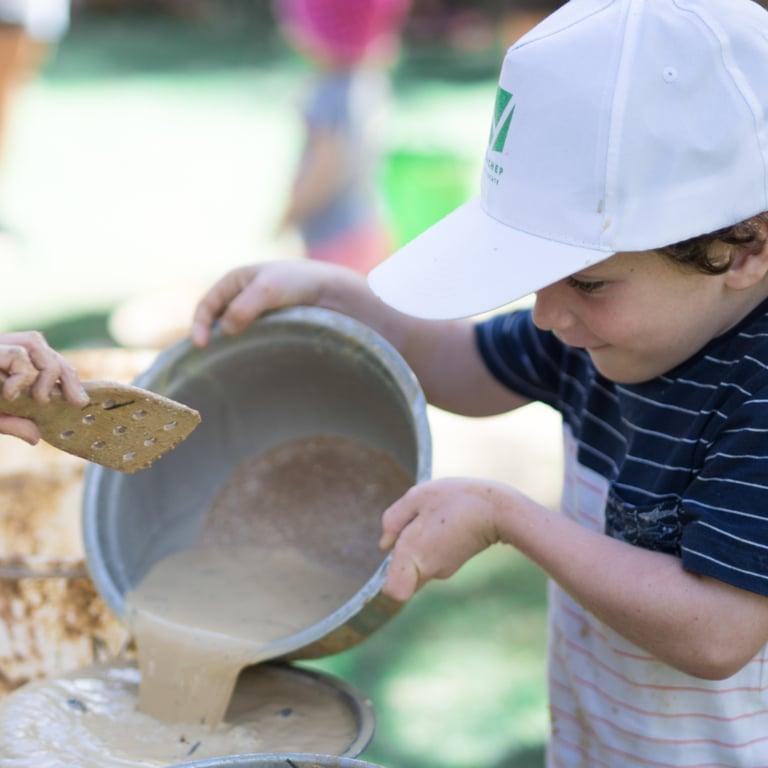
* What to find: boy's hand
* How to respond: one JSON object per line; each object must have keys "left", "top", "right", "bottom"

{"left": 0, "top": 332, "right": 88, "bottom": 445}
{"left": 379, "top": 478, "right": 510, "bottom": 602}
{"left": 191, "top": 261, "right": 359, "bottom": 347}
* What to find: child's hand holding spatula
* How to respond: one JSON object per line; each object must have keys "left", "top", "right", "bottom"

{"left": 0, "top": 331, "right": 200, "bottom": 471}
{"left": 0, "top": 331, "right": 89, "bottom": 446}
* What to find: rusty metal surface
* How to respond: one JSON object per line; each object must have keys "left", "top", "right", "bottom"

{"left": 0, "top": 573, "right": 128, "bottom": 695}
{"left": 0, "top": 349, "right": 154, "bottom": 694}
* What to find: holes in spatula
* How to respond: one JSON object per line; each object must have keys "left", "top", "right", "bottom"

{"left": 82, "top": 414, "right": 96, "bottom": 425}
{"left": 144, "top": 437, "right": 157, "bottom": 447}
{"left": 60, "top": 430, "right": 75, "bottom": 440}
{"left": 113, "top": 425, "right": 127, "bottom": 435}
{"left": 91, "top": 440, "right": 106, "bottom": 451}
{"left": 163, "top": 421, "right": 177, "bottom": 431}
{"left": 102, "top": 400, "right": 116, "bottom": 410}
{"left": 122, "top": 451, "right": 136, "bottom": 462}
{"left": 132, "top": 409, "right": 147, "bottom": 421}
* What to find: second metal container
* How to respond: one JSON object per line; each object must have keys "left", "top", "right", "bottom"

{"left": 173, "top": 755, "right": 385, "bottom": 768}
{"left": 83, "top": 307, "right": 431, "bottom": 661}
{"left": 0, "top": 662, "right": 375, "bottom": 765}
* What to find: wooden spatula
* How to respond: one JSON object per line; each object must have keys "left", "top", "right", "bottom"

{"left": 0, "top": 380, "right": 201, "bottom": 473}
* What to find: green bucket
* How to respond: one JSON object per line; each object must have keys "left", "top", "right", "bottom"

{"left": 381, "top": 148, "right": 475, "bottom": 247}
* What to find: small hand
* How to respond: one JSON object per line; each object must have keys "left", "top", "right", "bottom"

{"left": 379, "top": 478, "right": 509, "bottom": 603}
{"left": 190, "top": 261, "right": 354, "bottom": 348}
{"left": 0, "top": 332, "right": 88, "bottom": 444}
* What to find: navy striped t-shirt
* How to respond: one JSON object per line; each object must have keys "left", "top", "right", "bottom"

{"left": 476, "top": 298, "right": 768, "bottom": 597}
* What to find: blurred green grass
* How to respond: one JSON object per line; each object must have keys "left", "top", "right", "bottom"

{"left": 306, "top": 545, "right": 548, "bottom": 768}
{"left": 6, "top": 11, "right": 550, "bottom": 767}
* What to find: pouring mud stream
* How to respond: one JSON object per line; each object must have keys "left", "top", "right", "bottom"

{"left": 127, "top": 434, "right": 412, "bottom": 728}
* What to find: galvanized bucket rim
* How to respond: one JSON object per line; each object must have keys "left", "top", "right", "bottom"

{"left": 169, "top": 753, "right": 384, "bottom": 768}
{"left": 83, "top": 306, "right": 431, "bottom": 661}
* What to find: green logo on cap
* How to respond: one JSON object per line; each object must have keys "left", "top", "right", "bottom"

{"left": 489, "top": 87, "right": 515, "bottom": 153}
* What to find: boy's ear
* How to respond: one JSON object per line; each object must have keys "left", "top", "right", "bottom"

{"left": 724, "top": 223, "right": 768, "bottom": 290}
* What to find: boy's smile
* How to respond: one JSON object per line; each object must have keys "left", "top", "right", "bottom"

{"left": 532, "top": 249, "right": 768, "bottom": 384}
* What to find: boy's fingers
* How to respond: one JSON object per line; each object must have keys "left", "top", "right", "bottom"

{"left": 0, "top": 415, "right": 40, "bottom": 444}
{"left": 3, "top": 372, "right": 34, "bottom": 402}
{"left": 7, "top": 333, "right": 60, "bottom": 404}
{"left": 192, "top": 268, "right": 256, "bottom": 346}
{"left": 219, "top": 276, "right": 283, "bottom": 336}
{"left": 0, "top": 344, "right": 34, "bottom": 373}
{"left": 31, "top": 370, "right": 57, "bottom": 403}
{"left": 383, "top": 549, "right": 422, "bottom": 603}
{"left": 191, "top": 321, "right": 210, "bottom": 348}
{"left": 9, "top": 331, "right": 54, "bottom": 368}
{"left": 0, "top": 336, "right": 86, "bottom": 406}
{"left": 0, "top": 346, "right": 37, "bottom": 400}
{"left": 191, "top": 299, "right": 218, "bottom": 347}
{"left": 380, "top": 490, "right": 420, "bottom": 550}
{"left": 58, "top": 362, "right": 88, "bottom": 406}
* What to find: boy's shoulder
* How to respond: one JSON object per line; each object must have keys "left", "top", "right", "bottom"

{"left": 689, "top": 298, "right": 768, "bottom": 394}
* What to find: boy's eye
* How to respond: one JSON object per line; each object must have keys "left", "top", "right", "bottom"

{"left": 566, "top": 276, "right": 606, "bottom": 294}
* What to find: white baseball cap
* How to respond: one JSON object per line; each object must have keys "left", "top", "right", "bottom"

{"left": 368, "top": 0, "right": 768, "bottom": 320}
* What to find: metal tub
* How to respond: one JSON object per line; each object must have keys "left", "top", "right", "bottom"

{"left": 173, "top": 757, "right": 384, "bottom": 768}
{"left": 0, "top": 662, "right": 375, "bottom": 765}
{"left": 83, "top": 307, "right": 431, "bottom": 660}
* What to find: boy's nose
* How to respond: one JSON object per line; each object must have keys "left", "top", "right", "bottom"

{"left": 532, "top": 283, "right": 576, "bottom": 333}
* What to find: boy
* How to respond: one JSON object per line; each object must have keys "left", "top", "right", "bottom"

{"left": 192, "top": 0, "right": 768, "bottom": 764}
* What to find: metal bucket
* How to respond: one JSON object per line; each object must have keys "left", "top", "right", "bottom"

{"left": 83, "top": 307, "right": 431, "bottom": 660}
{"left": 173, "top": 755, "right": 384, "bottom": 768}
{"left": 0, "top": 662, "right": 375, "bottom": 765}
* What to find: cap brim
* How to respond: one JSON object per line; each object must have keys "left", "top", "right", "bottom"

{"left": 369, "top": 197, "right": 614, "bottom": 320}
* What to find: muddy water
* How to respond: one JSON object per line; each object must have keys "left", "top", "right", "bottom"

{"left": 129, "top": 545, "right": 365, "bottom": 726}
{"left": 0, "top": 662, "right": 360, "bottom": 767}
{"left": 0, "top": 435, "right": 411, "bottom": 766}
{"left": 129, "top": 435, "right": 412, "bottom": 727}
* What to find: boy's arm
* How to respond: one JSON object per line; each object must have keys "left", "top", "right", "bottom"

{"left": 381, "top": 478, "right": 768, "bottom": 680}
{"left": 191, "top": 261, "right": 528, "bottom": 416}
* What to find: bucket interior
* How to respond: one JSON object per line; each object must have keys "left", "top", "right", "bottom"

{"left": 86, "top": 312, "right": 426, "bottom": 614}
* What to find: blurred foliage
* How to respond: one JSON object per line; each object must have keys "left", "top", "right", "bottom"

{"left": 55, "top": 9, "right": 283, "bottom": 80}
{"left": 381, "top": 148, "right": 475, "bottom": 247}
{"left": 60, "top": 5, "right": 504, "bottom": 84}
{"left": 67, "top": 0, "right": 565, "bottom": 84}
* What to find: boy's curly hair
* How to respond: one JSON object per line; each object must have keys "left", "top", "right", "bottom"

{"left": 658, "top": 212, "right": 768, "bottom": 275}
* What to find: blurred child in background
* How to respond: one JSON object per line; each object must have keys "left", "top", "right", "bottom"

{"left": 274, "top": 0, "right": 410, "bottom": 275}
